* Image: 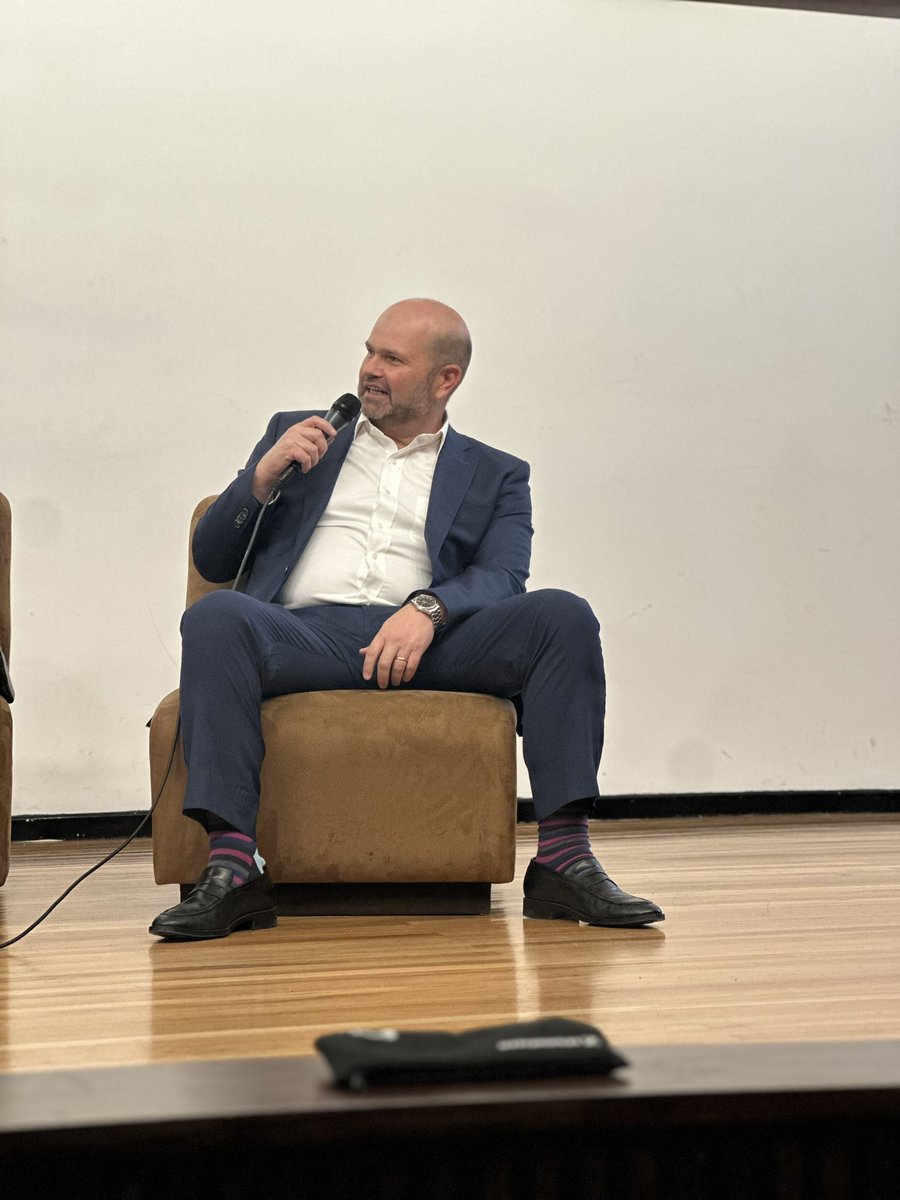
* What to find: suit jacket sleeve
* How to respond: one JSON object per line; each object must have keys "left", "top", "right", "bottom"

{"left": 190, "top": 412, "right": 288, "bottom": 584}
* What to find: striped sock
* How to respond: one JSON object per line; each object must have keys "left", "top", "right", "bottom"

{"left": 208, "top": 831, "right": 261, "bottom": 887}
{"left": 534, "top": 800, "right": 594, "bottom": 873}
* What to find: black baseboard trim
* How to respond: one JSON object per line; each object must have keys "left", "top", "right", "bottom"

{"left": 10, "top": 790, "right": 898, "bottom": 843}
{"left": 11, "top": 812, "right": 155, "bottom": 843}
{"left": 517, "top": 789, "right": 899, "bottom": 822}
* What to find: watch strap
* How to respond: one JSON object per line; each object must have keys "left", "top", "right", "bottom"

{"left": 405, "top": 591, "right": 446, "bottom": 633}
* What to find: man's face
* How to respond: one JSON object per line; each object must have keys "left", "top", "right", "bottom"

{"left": 357, "top": 308, "right": 443, "bottom": 431}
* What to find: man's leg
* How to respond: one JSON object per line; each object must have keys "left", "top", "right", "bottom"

{"left": 149, "top": 593, "right": 374, "bottom": 940}
{"left": 415, "top": 589, "right": 664, "bottom": 926}
{"left": 415, "top": 589, "right": 604, "bottom": 814}
{"left": 177, "top": 592, "right": 367, "bottom": 836}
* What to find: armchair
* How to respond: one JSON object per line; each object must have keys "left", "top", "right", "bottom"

{"left": 0, "top": 493, "right": 12, "bottom": 886}
{"left": 149, "top": 498, "right": 518, "bottom": 915}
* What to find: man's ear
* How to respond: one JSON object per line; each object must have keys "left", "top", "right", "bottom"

{"left": 435, "top": 364, "right": 463, "bottom": 401}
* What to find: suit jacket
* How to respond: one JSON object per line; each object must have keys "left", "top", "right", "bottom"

{"left": 192, "top": 411, "right": 533, "bottom": 628}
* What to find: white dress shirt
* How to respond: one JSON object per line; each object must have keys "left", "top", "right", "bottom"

{"left": 280, "top": 414, "right": 447, "bottom": 609}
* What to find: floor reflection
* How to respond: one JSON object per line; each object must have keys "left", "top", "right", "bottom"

{"left": 146, "top": 906, "right": 522, "bottom": 1061}
{"left": 504, "top": 893, "right": 668, "bottom": 1041}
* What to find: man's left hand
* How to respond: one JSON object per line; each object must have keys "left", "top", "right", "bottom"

{"left": 360, "top": 607, "right": 435, "bottom": 688}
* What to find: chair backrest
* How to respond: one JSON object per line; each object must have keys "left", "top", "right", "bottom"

{"left": 0, "top": 493, "right": 10, "bottom": 665}
{"left": 185, "top": 495, "right": 230, "bottom": 609}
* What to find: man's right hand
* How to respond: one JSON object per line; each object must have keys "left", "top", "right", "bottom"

{"left": 251, "top": 416, "right": 337, "bottom": 502}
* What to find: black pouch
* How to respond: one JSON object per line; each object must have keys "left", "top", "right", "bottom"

{"left": 0, "top": 649, "right": 12, "bottom": 704}
{"left": 316, "top": 1016, "right": 628, "bottom": 1090}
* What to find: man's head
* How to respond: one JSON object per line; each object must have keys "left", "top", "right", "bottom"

{"left": 358, "top": 299, "right": 471, "bottom": 442}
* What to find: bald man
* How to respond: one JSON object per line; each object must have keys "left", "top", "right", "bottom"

{"left": 150, "top": 299, "right": 664, "bottom": 939}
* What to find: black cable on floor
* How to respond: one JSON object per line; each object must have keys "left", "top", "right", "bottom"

{"left": 0, "top": 714, "right": 181, "bottom": 950}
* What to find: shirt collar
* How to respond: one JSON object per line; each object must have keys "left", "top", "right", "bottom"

{"left": 354, "top": 412, "right": 449, "bottom": 453}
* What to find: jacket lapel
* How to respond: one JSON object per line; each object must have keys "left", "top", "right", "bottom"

{"left": 283, "top": 416, "right": 359, "bottom": 562}
{"left": 425, "top": 427, "right": 477, "bottom": 564}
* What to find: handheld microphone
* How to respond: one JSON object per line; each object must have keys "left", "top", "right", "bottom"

{"left": 276, "top": 393, "right": 362, "bottom": 486}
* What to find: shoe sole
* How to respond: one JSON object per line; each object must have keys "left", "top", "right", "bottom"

{"left": 523, "top": 897, "right": 664, "bottom": 927}
{"left": 149, "top": 907, "right": 278, "bottom": 941}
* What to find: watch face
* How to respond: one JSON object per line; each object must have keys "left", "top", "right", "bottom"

{"left": 411, "top": 594, "right": 442, "bottom": 626}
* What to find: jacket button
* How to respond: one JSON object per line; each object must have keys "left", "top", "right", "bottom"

{"left": 234, "top": 508, "right": 249, "bottom": 528}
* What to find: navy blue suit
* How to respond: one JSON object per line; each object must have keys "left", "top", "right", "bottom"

{"left": 179, "top": 412, "right": 606, "bottom": 833}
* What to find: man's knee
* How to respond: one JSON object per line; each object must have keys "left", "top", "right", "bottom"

{"left": 180, "top": 589, "right": 257, "bottom": 644}
{"left": 523, "top": 588, "right": 600, "bottom": 640}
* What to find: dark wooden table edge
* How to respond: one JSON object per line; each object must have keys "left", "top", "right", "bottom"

{"left": 1, "top": 1038, "right": 898, "bottom": 1146}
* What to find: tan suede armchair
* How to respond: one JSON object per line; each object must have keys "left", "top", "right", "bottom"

{"left": 0, "top": 493, "right": 12, "bottom": 886}
{"left": 150, "top": 497, "right": 518, "bottom": 915}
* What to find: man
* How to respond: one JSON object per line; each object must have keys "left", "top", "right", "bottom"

{"left": 149, "top": 298, "right": 664, "bottom": 939}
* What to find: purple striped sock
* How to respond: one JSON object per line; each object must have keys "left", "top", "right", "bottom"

{"left": 208, "top": 831, "right": 260, "bottom": 887}
{"left": 534, "top": 802, "right": 593, "bottom": 873}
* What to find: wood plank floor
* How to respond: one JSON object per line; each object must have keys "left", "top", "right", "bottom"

{"left": 1, "top": 813, "right": 898, "bottom": 1075}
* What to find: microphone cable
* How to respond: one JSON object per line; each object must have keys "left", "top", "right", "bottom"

{"left": 0, "top": 397, "right": 359, "bottom": 949}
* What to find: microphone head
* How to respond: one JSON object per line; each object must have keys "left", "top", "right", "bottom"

{"left": 326, "top": 393, "right": 362, "bottom": 432}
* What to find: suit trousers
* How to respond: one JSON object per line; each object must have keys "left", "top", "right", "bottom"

{"left": 178, "top": 588, "right": 606, "bottom": 836}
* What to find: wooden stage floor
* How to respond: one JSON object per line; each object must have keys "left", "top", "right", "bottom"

{"left": 1, "top": 812, "right": 899, "bottom": 1073}
{"left": 2, "top": 814, "right": 899, "bottom": 1199}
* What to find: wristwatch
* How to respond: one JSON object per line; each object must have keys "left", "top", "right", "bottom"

{"left": 405, "top": 591, "right": 446, "bottom": 633}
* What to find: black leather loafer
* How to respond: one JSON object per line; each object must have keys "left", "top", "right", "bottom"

{"left": 149, "top": 864, "right": 277, "bottom": 941}
{"left": 523, "top": 857, "right": 665, "bottom": 927}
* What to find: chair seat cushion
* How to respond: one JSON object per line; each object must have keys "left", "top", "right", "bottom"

{"left": 151, "top": 689, "right": 517, "bottom": 887}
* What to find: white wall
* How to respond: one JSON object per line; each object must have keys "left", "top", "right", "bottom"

{"left": 2, "top": 0, "right": 898, "bottom": 815}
